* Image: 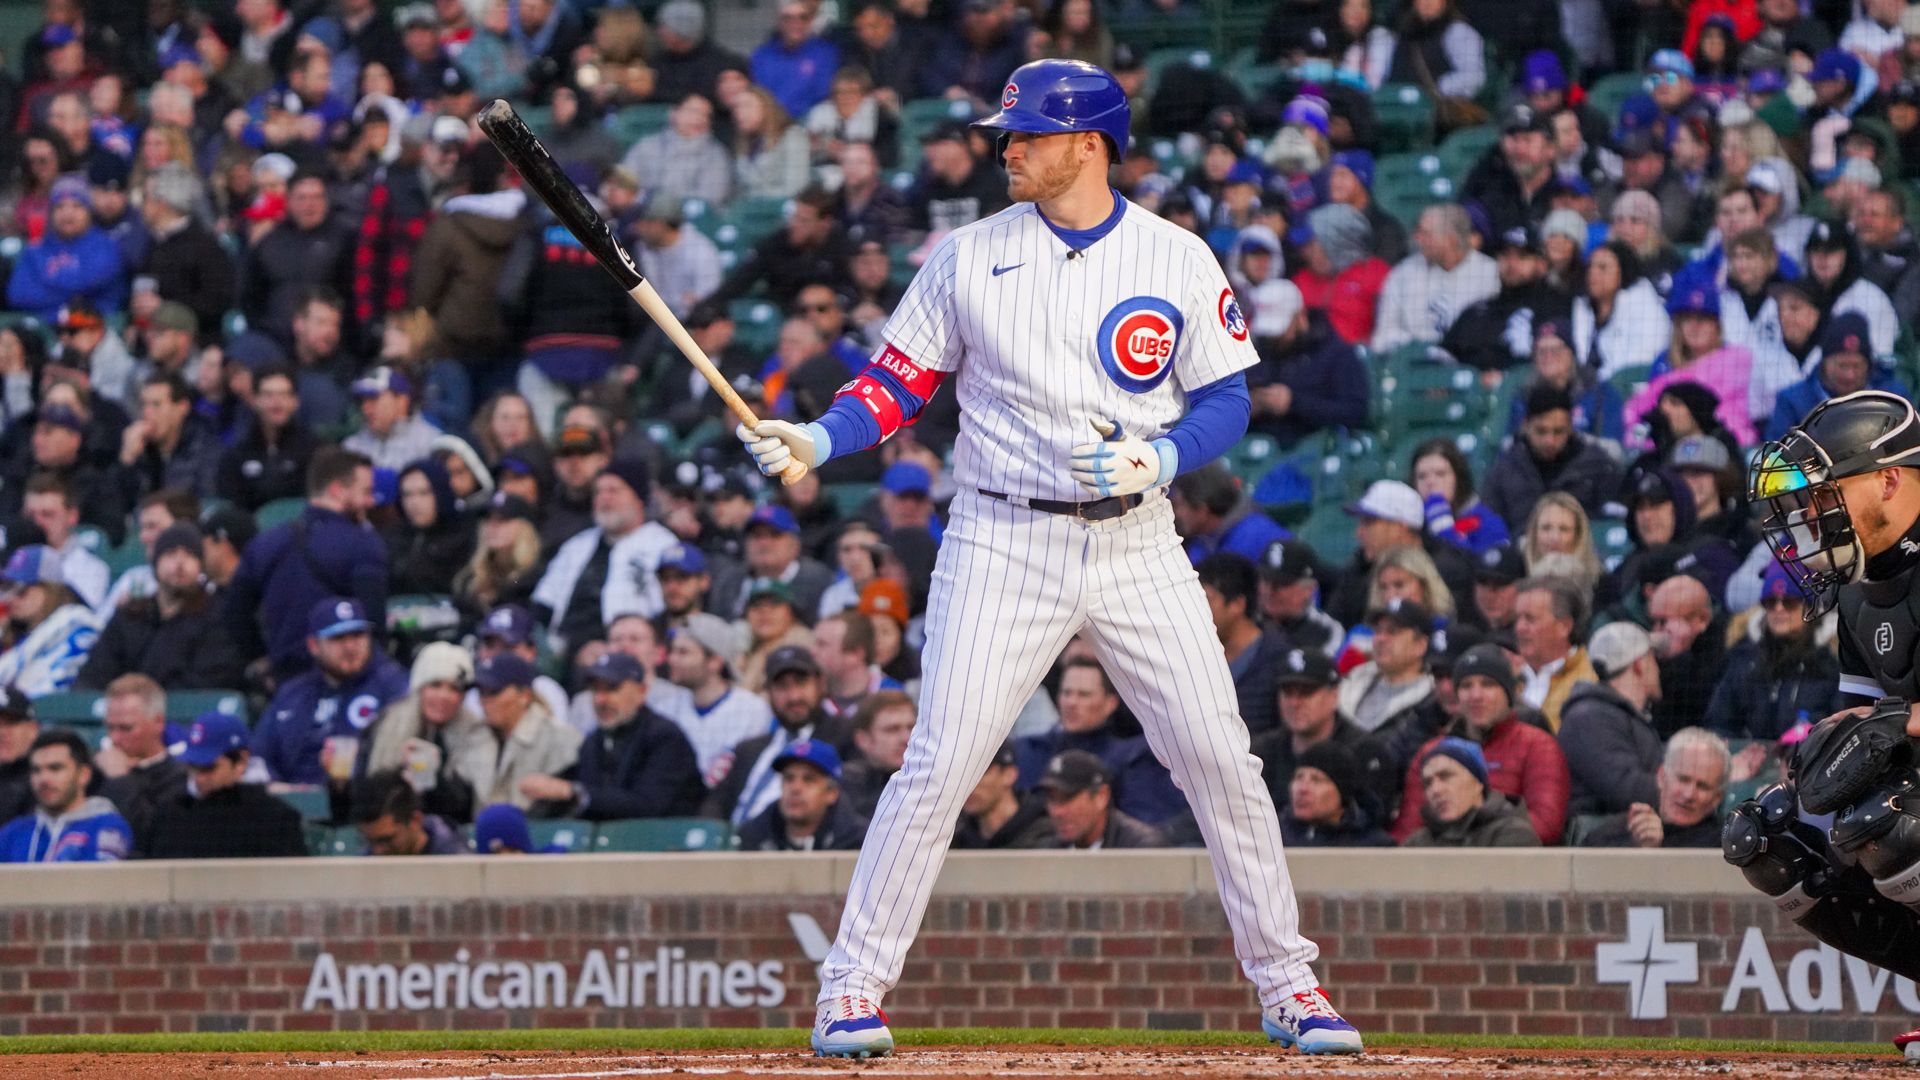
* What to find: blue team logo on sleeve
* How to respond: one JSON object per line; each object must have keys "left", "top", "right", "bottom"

{"left": 1096, "top": 297, "right": 1183, "bottom": 393}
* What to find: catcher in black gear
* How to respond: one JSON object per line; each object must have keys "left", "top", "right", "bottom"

{"left": 1737, "top": 390, "right": 1920, "bottom": 1060}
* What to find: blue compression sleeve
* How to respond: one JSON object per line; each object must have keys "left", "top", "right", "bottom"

{"left": 808, "top": 366, "right": 930, "bottom": 465}
{"left": 1162, "top": 374, "right": 1250, "bottom": 476}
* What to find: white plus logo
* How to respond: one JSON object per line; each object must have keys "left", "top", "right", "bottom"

{"left": 1596, "top": 907, "right": 1699, "bottom": 1020}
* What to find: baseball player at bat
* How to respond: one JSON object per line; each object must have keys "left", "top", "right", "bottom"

{"left": 737, "top": 59, "right": 1362, "bottom": 1060}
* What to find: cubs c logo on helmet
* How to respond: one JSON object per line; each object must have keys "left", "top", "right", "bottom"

{"left": 1002, "top": 82, "right": 1019, "bottom": 109}
{"left": 1218, "top": 287, "right": 1248, "bottom": 342}
{"left": 1096, "top": 297, "right": 1183, "bottom": 393}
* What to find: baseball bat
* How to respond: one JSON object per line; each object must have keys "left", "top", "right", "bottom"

{"left": 474, "top": 99, "right": 808, "bottom": 485}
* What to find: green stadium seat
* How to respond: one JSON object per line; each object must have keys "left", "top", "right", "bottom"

{"left": 1607, "top": 364, "right": 1653, "bottom": 402}
{"left": 165, "top": 689, "right": 248, "bottom": 726}
{"left": 1375, "top": 358, "right": 1482, "bottom": 433}
{"left": 900, "top": 97, "right": 976, "bottom": 142}
{"left": 35, "top": 691, "right": 105, "bottom": 727}
{"left": 529, "top": 818, "right": 595, "bottom": 853}
{"left": 307, "top": 824, "right": 363, "bottom": 856}
{"left": 591, "top": 817, "right": 734, "bottom": 852}
{"left": 254, "top": 497, "right": 306, "bottom": 531}
{"left": 1586, "top": 72, "right": 1644, "bottom": 128}
{"left": 70, "top": 524, "right": 108, "bottom": 556}
{"left": 1370, "top": 83, "right": 1434, "bottom": 154}
{"left": 724, "top": 196, "right": 791, "bottom": 249}
{"left": 1437, "top": 124, "right": 1498, "bottom": 178}
{"left": 1106, "top": 9, "right": 1211, "bottom": 52}
{"left": 821, "top": 482, "right": 874, "bottom": 517}
{"left": 101, "top": 536, "right": 146, "bottom": 579}
{"left": 516, "top": 103, "right": 554, "bottom": 135}
{"left": 1143, "top": 47, "right": 1214, "bottom": 96}
{"left": 1375, "top": 172, "right": 1457, "bottom": 231}
{"left": 728, "top": 298, "right": 783, "bottom": 356}
{"left": 605, "top": 102, "right": 672, "bottom": 147}
{"left": 276, "top": 786, "right": 331, "bottom": 822}
{"left": 1594, "top": 517, "right": 1634, "bottom": 572}
{"left": 1224, "top": 47, "right": 1286, "bottom": 97}
{"left": 1295, "top": 504, "right": 1359, "bottom": 567}
{"left": 1374, "top": 151, "right": 1446, "bottom": 191}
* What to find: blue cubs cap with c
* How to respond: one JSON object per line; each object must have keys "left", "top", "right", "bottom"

{"left": 474, "top": 653, "right": 537, "bottom": 694}
{"left": 747, "top": 505, "right": 799, "bottom": 534}
{"left": 659, "top": 543, "right": 707, "bottom": 575}
{"left": 773, "top": 738, "right": 843, "bottom": 781}
{"left": 309, "top": 597, "right": 371, "bottom": 639}
{"left": 480, "top": 604, "right": 533, "bottom": 645}
{"left": 180, "top": 712, "right": 249, "bottom": 767}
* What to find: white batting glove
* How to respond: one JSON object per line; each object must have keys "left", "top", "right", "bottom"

{"left": 1069, "top": 419, "right": 1177, "bottom": 499}
{"left": 736, "top": 420, "right": 829, "bottom": 477}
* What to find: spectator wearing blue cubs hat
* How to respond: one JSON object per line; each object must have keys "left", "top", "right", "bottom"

{"left": 247, "top": 597, "right": 409, "bottom": 788}
{"left": 473, "top": 803, "right": 568, "bottom": 854}
{"left": 0, "top": 544, "right": 102, "bottom": 697}
{"left": 1622, "top": 281, "right": 1757, "bottom": 449}
{"left": 467, "top": 604, "right": 569, "bottom": 723}
{"left": 1765, "top": 311, "right": 1913, "bottom": 442}
{"left": 1404, "top": 735, "right": 1541, "bottom": 848}
{"left": 472, "top": 651, "right": 582, "bottom": 812}
{"left": 737, "top": 737, "right": 869, "bottom": 852}
{"left": 344, "top": 366, "right": 439, "bottom": 474}
{"left": 1704, "top": 560, "right": 1843, "bottom": 745}
{"left": 517, "top": 649, "right": 705, "bottom": 821}
{"left": 139, "top": 711, "right": 309, "bottom": 860}
{"left": 715, "top": 503, "right": 834, "bottom": 622}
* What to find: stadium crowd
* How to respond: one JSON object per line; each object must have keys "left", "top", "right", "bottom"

{"left": 0, "top": 0, "right": 1903, "bottom": 860}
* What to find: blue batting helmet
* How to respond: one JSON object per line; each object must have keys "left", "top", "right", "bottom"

{"left": 971, "top": 58, "right": 1130, "bottom": 158}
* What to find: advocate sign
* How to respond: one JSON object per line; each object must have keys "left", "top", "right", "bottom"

{"left": 1599, "top": 906, "right": 1920, "bottom": 1020}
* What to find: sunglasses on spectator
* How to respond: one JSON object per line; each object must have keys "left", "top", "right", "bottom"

{"left": 1759, "top": 594, "right": 1801, "bottom": 609}
{"left": 1644, "top": 71, "right": 1686, "bottom": 90}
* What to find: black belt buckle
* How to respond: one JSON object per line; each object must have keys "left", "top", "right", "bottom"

{"left": 1078, "top": 495, "right": 1132, "bottom": 522}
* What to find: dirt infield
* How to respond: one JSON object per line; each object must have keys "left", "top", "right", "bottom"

{"left": 0, "top": 1044, "right": 1910, "bottom": 1080}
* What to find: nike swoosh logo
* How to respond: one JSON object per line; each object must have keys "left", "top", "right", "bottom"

{"left": 991, "top": 263, "right": 1024, "bottom": 277}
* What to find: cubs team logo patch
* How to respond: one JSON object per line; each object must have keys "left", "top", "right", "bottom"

{"left": 1002, "top": 82, "right": 1019, "bottom": 109}
{"left": 1218, "top": 287, "right": 1248, "bottom": 342}
{"left": 1096, "top": 297, "right": 1183, "bottom": 393}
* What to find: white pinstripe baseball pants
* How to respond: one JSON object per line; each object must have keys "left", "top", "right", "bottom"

{"left": 816, "top": 488, "right": 1321, "bottom": 1012}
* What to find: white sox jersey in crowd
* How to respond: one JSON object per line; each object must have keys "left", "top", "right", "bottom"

{"left": 814, "top": 196, "right": 1325, "bottom": 1014}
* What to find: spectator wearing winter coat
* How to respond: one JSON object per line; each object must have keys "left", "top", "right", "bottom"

{"left": 1766, "top": 313, "right": 1911, "bottom": 442}
{"left": 1505, "top": 320, "right": 1625, "bottom": 445}
{"left": 224, "top": 448, "right": 388, "bottom": 680}
{"left": 1401, "top": 737, "right": 1542, "bottom": 847}
{"left": 382, "top": 459, "right": 475, "bottom": 596}
{"left": 250, "top": 599, "right": 410, "bottom": 786}
{"left": 1393, "top": 644, "right": 1570, "bottom": 844}
{"left": 137, "top": 163, "right": 235, "bottom": 338}
{"left": 114, "top": 374, "right": 222, "bottom": 503}
{"left": 0, "top": 547, "right": 100, "bottom": 697}
{"left": 1482, "top": 383, "right": 1624, "bottom": 529}
{"left": 953, "top": 739, "right": 1058, "bottom": 849}
{"left": 527, "top": 653, "right": 705, "bottom": 821}
{"left": 1289, "top": 202, "right": 1393, "bottom": 347}
{"left": 1169, "top": 464, "right": 1292, "bottom": 568}
{"left": 237, "top": 174, "right": 354, "bottom": 348}
{"left": 1802, "top": 218, "right": 1899, "bottom": 358}
{"left": 75, "top": 524, "right": 244, "bottom": 691}
{"left": 621, "top": 94, "right": 735, "bottom": 208}
{"left": 1280, "top": 741, "right": 1394, "bottom": 848}
{"left": 1013, "top": 657, "right": 1184, "bottom": 827}
{"left": 0, "top": 730, "right": 130, "bottom": 862}
{"left": 1646, "top": 574, "right": 1726, "bottom": 740}
{"left": 1410, "top": 438, "right": 1511, "bottom": 557}
{"left": 736, "top": 737, "right": 868, "bottom": 851}
{"left": 91, "top": 675, "right": 188, "bottom": 842}
{"left": 1572, "top": 240, "right": 1671, "bottom": 379}
{"left": 1579, "top": 727, "right": 1730, "bottom": 848}
{"left": 411, "top": 186, "right": 524, "bottom": 367}
{"left": 140, "top": 713, "right": 308, "bottom": 859}
{"left": 363, "top": 643, "right": 493, "bottom": 825}
{"left": 4, "top": 175, "right": 126, "bottom": 322}
{"left": 344, "top": 367, "right": 441, "bottom": 475}
{"left": 216, "top": 365, "right": 320, "bottom": 512}
{"left": 1370, "top": 203, "right": 1499, "bottom": 353}
{"left": 470, "top": 653, "right": 581, "bottom": 813}
{"left": 1704, "top": 562, "right": 1843, "bottom": 742}
{"left": 1462, "top": 104, "right": 1558, "bottom": 238}
{"left": 1557, "top": 622, "right": 1664, "bottom": 822}
{"left": 1254, "top": 646, "right": 1400, "bottom": 827}
{"left": 1624, "top": 281, "right": 1756, "bottom": 448}
{"left": 1245, "top": 281, "right": 1371, "bottom": 448}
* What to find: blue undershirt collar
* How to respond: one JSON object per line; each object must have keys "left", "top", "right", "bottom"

{"left": 1037, "top": 189, "right": 1126, "bottom": 252}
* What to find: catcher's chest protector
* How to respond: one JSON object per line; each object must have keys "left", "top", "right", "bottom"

{"left": 1841, "top": 568, "right": 1920, "bottom": 698}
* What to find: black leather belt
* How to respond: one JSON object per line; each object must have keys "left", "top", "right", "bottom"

{"left": 978, "top": 489, "right": 1143, "bottom": 521}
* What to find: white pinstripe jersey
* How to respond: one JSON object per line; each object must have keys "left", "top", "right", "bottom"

{"left": 882, "top": 199, "right": 1258, "bottom": 502}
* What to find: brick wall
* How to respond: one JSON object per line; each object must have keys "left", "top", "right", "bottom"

{"left": 1, "top": 890, "right": 1913, "bottom": 1041}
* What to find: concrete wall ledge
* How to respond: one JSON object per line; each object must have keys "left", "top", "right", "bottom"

{"left": 0, "top": 849, "right": 1752, "bottom": 907}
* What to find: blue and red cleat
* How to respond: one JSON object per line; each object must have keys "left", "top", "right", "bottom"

{"left": 812, "top": 995, "right": 894, "bottom": 1058}
{"left": 1262, "top": 987, "right": 1365, "bottom": 1055}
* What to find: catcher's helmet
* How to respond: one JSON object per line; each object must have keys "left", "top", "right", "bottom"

{"left": 970, "top": 58, "right": 1131, "bottom": 159}
{"left": 1748, "top": 389, "right": 1920, "bottom": 616}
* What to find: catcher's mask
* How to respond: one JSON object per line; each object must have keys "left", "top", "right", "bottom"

{"left": 1749, "top": 390, "right": 1920, "bottom": 618}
